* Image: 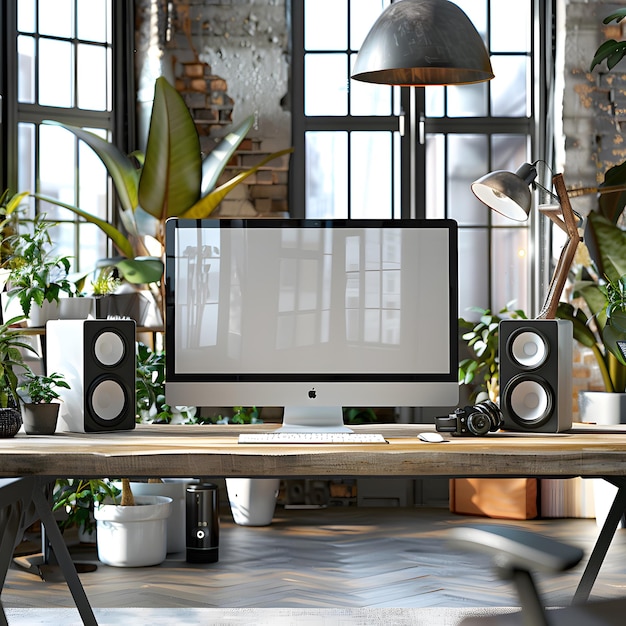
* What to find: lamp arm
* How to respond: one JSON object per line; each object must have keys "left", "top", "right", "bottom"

{"left": 537, "top": 174, "right": 583, "bottom": 320}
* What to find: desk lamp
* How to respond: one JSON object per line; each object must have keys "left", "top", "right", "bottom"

{"left": 351, "top": 0, "right": 494, "bottom": 86}
{"left": 471, "top": 164, "right": 582, "bottom": 320}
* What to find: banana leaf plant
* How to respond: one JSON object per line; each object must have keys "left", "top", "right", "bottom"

{"left": 42, "top": 76, "right": 292, "bottom": 292}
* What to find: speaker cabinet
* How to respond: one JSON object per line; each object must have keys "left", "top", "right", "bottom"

{"left": 46, "top": 319, "right": 136, "bottom": 432}
{"left": 498, "top": 319, "right": 573, "bottom": 433}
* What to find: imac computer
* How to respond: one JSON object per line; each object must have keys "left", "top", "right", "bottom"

{"left": 165, "top": 218, "right": 459, "bottom": 432}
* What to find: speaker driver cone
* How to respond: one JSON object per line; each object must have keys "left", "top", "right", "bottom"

{"left": 89, "top": 378, "right": 128, "bottom": 422}
{"left": 508, "top": 329, "right": 549, "bottom": 369}
{"left": 94, "top": 331, "right": 126, "bottom": 366}
{"left": 504, "top": 375, "right": 553, "bottom": 425}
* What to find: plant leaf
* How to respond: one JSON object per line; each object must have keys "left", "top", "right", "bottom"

{"left": 42, "top": 121, "right": 139, "bottom": 213}
{"left": 115, "top": 257, "right": 164, "bottom": 284}
{"left": 32, "top": 193, "right": 135, "bottom": 259}
{"left": 201, "top": 116, "right": 254, "bottom": 194}
{"left": 138, "top": 77, "right": 202, "bottom": 222}
{"left": 182, "top": 148, "right": 293, "bottom": 219}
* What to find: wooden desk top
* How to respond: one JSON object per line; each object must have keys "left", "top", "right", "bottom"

{"left": 1, "top": 423, "right": 626, "bottom": 480}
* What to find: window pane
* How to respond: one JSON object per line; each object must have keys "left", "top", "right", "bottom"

{"left": 39, "top": 39, "right": 74, "bottom": 107}
{"left": 39, "top": 125, "right": 76, "bottom": 208}
{"left": 350, "top": 55, "right": 392, "bottom": 116}
{"left": 305, "top": 54, "right": 348, "bottom": 115}
{"left": 17, "top": 1, "right": 36, "bottom": 32}
{"left": 454, "top": 0, "right": 488, "bottom": 41}
{"left": 77, "top": 0, "right": 109, "bottom": 43}
{"left": 350, "top": 0, "right": 391, "bottom": 49}
{"left": 492, "top": 228, "right": 529, "bottom": 312}
{"left": 491, "top": 56, "right": 529, "bottom": 117}
{"left": 39, "top": 0, "right": 74, "bottom": 38}
{"left": 458, "top": 229, "right": 489, "bottom": 315}
{"left": 425, "top": 86, "right": 445, "bottom": 118}
{"left": 77, "top": 44, "right": 108, "bottom": 110}
{"left": 350, "top": 132, "right": 392, "bottom": 218}
{"left": 305, "top": 0, "right": 347, "bottom": 50}
{"left": 447, "top": 135, "right": 489, "bottom": 226}
{"left": 17, "top": 35, "right": 35, "bottom": 104}
{"left": 447, "top": 82, "right": 489, "bottom": 117}
{"left": 306, "top": 132, "right": 348, "bottom": 218}
{"left": 491, "top": 0, "right": 530, "bottom": 53}
{"left": 490, "top": 134, "right": 530, "bottom": 227}
{"left": 426, "top": 135, "right": 446, "bottom": 219}
{"left": 17, "top": 124, "right": 36, "bottom": 197}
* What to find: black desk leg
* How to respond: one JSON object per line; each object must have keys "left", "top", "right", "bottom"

{"left": 31, "top": 481, "right": 98, "bottom": 626}
{"left": 573, "top": 478, "right": 626, "bottom": 604}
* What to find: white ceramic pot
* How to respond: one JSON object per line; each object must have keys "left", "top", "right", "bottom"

{"left": 130, "top": 481, "right": 188, "bottom": 553}
{"left": 94, "top": 495, "right": 172, "bottom": 567}
{"left": 27, "top": 300, "right": 60, "bottom": 327}
{"left": 579, "top": 391, "right": 626, "bottom": 425}
{"left": 226, "top": 478, "right": 280, "bottom": 526}
{"left": 59, "top": 296, "right": 95, "bottom": 319}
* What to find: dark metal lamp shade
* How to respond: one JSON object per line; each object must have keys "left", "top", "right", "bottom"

{"left": 351, "top": 0, "right": 494, "bottom": 86}
{"left": 471, "top": 163, "right": 538, "bottom": 222}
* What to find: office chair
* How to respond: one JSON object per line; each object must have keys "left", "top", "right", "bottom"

{"left": 448, "top": 524, "right": 626, "bottom": 626}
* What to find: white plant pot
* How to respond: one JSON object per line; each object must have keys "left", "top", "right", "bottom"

{"left": 579, "top": 391, "right": 626, "bottom": 425}
{"left": 226, "top": 478, "right": 280, "bottom": 526}
{"left": 130, "top": 481, "right": 188, "bottom": 553}
{"left": 27, "top": 300, "right": 60, "bottom": 327}
{"left": 94, "top": 495, "right": 172, "bottom": 567}
{"left": 59, "top": 296, "right": 95, "bottom": 319}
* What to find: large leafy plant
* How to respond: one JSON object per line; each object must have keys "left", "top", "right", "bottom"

{"left": 41, "top": 76, "right": 292, "bottom": 289}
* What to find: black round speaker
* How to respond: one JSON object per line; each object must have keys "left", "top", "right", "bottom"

{"left": 503, "top": 374, "right": 554, "bottom": 427}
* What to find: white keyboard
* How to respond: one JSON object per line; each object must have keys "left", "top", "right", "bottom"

{"left": 238, "top": 432, "right": 388, "bottom": 445}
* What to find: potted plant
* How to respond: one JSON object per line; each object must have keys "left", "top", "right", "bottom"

{"left": 3, "top": 213, "right": 76, "bottom": 326}
{"left": 38, "top": 77, "right": 292, "bottom": 320}
{"left": 18, "top": 370, "right": 70, "bottom": 435}
{"left": 93, "top": 477, "right": 173, "bottom": 567}
{"left": 0, "top": 314, "right": 36, "bottom": 438}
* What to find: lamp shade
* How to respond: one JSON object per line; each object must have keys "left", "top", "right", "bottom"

{"left": 351, "top": 0, "right": 494, "bottom": 86}
{"left": 471, "top": 163, "right": 538, "bottom": 222}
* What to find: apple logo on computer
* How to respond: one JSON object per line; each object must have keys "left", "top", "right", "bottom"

{"left": 308, "top": 388, "right": 316, "bottom": 399}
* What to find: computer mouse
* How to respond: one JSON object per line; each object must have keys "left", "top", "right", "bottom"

{"left": 418, "top": 432, "right": 446, "bottom": 443}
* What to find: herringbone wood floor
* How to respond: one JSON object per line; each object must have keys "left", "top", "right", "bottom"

{"left": 3, "top": 506, "right": 626, "bottom": 611}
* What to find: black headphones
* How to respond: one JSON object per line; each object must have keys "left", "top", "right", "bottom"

{"left": 434, "top": 400, "right": 503, "bottom": 436}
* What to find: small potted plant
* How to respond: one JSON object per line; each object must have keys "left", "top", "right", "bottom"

{"left": 4, "top": 213, "right": 76, "bottom": 326}
{"left": 0, "top": 314, "right": 36, "bottom": 437}
{"left": 18, "top": 370, "right": 70, "bottom": 435}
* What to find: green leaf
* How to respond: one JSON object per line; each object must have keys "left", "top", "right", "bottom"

{"left": 586, "top": 212, "right": 626, "bottom": 283}
{"left": 115, "top": 257, "right": 163, "bottom": 285}
{"left": 138, "top": 77, "right": 202, "bottom": 222}
{"left": 200, "top": 116, "right": 254, "bottom": 194}
{"left": 182, "top": 148, "right": 293, "bottom": 219}
{"left": 42, "top": 121, "right": 139, "bottom": 213}
{"left": 33, "top": 193, "right": 135, "bottom": 260}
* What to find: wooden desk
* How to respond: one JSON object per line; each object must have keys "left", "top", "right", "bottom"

{"left": 1, "top": 422, "right": 626, "bottom": 625}
{"left": 1, "top": 423, "right": 626, "bottom": 479}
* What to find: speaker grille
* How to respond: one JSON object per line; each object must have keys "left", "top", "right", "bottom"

{"left": 503, "top": 374, "right": 553, "bottom": 425}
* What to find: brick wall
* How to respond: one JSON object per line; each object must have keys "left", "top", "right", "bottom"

{"left": 165, "top": 0, "right": 290, "bottom": 217}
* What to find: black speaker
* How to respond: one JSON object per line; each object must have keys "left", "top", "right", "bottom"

{"left": 186, "top": 483, "right": 219, "bottom": 563}
{"left": 498, "top": 319, "right": 573, "bottom": 433}
{"left": 46, "top": 319, "right": 136, "bottom": 432}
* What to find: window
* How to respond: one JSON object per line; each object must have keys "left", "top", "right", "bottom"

{"left": 1, "top": 0, "right": 133, "bottom": 274}
{"left": 291, "top": 0, "right": 552, "bottom": 318}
